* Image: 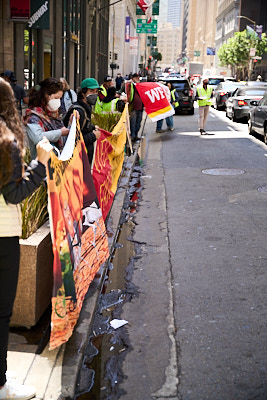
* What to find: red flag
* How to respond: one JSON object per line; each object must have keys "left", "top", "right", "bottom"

{"left": 135, "top": 82, "right": 175, "bottom": 122}
{"left": 137, "top": 0, "right": 154, "bottom": 23}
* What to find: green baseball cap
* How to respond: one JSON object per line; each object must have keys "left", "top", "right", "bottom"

{"left": 81, "top": 78, "right": 100, "bottom": 89}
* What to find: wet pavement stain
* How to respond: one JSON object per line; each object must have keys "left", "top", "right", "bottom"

{"left": 75, "top": 164, "right": 143, "bottom": 400}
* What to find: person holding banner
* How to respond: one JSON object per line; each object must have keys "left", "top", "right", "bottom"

{"left": 0, "top": 77, "right": 53, "bottom": 400}
{"left": 126, "top": 73, "right": 144, "bottom": 142}
{"left": 64, "top": 78, "right": 101, "bottom": 165}
{"left": 156, "top": 82, "right": 178, "bottom": 133}
{"left": 24, "top": 77, "right": 70, "bottom": 158}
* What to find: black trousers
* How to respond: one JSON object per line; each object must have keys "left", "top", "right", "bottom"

{"left": 0, "top": 237, "right": 20, "bottom": 386}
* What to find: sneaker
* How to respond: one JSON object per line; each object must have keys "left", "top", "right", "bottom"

{"left": 0, "top": 379, "right": 36, "bottom": 400}
{"left": 156, "top": 129, "right": 164, "bottom": 133}
{"left": 168, "top": 127, "right": 174, "bottom": 131}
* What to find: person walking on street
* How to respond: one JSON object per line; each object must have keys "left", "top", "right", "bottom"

{"left": 0, "top": 77, "right": 53, "bottom": 400}
{"left": 64, "top": 78, "right": 101, "bottom": 165}
{"left": 156, "top": 82, "right": 178, "bottom": 133}
{"left": 115, "top": 73, "right": 124, "bottom": 91}
{"left": 195, "top": 77, "right": 214, "bottom": 135}
{"left": 1, "top": 70, "right": 28, "bottom": 115}
{"left": 126, "top": 73, "right": 144, "bottom": 142}
{"left": 59, "top": 77, "right": 77, "bottom": 118}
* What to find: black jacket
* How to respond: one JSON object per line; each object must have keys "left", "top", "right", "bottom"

{"left": 64, "top": 99, "right": 96, "bottom": 164}
{"left": 1, "top": 141, "right": 46, "bottom": 204}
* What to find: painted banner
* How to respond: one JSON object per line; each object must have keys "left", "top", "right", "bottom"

{"left": 135, "top": 82, "right": 174, "bottom": 122}
{"left": 47, "top": 116, "right": 109, "bottom": 350}
{"left": 92, "top": 104, "right": 129, "bottom": 221}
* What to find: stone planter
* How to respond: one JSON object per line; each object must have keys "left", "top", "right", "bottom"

{"left": 10, "top": 222, "right": 53, "bottom": 328}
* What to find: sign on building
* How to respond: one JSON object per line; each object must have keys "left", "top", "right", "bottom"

{"left": 130, "top": 37, "right": 139, "bottom": 55}
{"left": 125, "top": 17, "right": 130, "bottom": 42}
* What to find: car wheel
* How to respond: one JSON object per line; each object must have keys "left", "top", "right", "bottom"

{"left": 188, "top": 107, "right": 194, "bottom": 115}
{"left": 231, "top": 110, "right": 237, "bottom": 122}
{"left": 248, "top": 118, "right": 254, "bottom": 135}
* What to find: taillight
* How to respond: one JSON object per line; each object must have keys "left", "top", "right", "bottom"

{"left": 238, "top": 100, "right": 248, "bottom": 106}
{"left": 220, "top": 92, "right": 226, "bottom": 96}
{"left": 189, "top": 89, "right": 193, "bottom": 96}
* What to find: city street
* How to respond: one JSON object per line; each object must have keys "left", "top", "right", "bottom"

{"left": 116, "top": 105, "right": 267, "bottom": 400}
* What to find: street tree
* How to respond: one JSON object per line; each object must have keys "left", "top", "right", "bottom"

{"left": 218, "top": 30, "right": 267, "bottom": 80}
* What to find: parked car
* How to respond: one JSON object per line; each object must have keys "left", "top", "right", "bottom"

{"left": 246, "top": 81, "right": 267, "bottom": 86}
{"left": 225, "top": 86, "right": 267, "bottom": 121}
{"left": 163, "top": 77, "right": 195, "bottom": 114}
{"left": 213, "top": 81, "right": 245, "bottom": 110}
{"left": 248, "top": 94, "right": 267, "bottom": 143}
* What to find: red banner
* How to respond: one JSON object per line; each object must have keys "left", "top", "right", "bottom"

{"left": 92, "top": 105, "right": 129, "bottom": 220}
{"left": 47, "top": 118, "right": 109, "bottom": 350}
{"left": 135, "top": 82, "right": 174, "bottom": 122}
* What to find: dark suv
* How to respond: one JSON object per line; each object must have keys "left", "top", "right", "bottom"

{"left": 161, "top": 77, "right": 195, "bottom": 114}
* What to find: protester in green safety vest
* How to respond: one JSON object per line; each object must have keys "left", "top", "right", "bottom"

{"left": 195, "top": 77, "right": 214, "bottom": 135}
{"left": 156, "top": 82, "right": 178, "bottom": 133}
{"left": 95, "top": 76, "right": 114, "bottom": 114}
{"left": 101, "top": 87, "right": 126, "bottom": 114}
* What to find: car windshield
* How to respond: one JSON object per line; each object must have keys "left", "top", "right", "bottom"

{"left": 172, "top": 82, "right": 189, "bottom": 89}
{"left": 237, "top": 88, "right": 267, "bottom": 96}
{"left": 209, "top": 78, "right": 224, "bottom": 85}
{"left": 221, "top": 82, "right": 241, "bottom": 90}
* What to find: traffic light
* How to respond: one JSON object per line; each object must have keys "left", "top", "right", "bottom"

{"left": 253, "top": 59, "right": 258, "bottom": 63}
{"left": 149, "top": 55, "right": 152, "bottom": 60}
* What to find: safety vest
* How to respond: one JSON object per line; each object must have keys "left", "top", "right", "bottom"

{"left": 94, "top": 85, "right": 107, "bottom": 114}
{"left": 127, "top": 82, "right": 135, "bottom": 103}
{"left": 101, "top": 98, "right": 120, "bottom": 114}
{"left": 171, "top": 89, "right": 179, "bottom": 108}
{"left": 197, "top": 86, "right": 213, "bottom": 106}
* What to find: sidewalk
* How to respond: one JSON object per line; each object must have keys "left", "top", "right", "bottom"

{"left": 7, "top": 125, "right": 145, "bottom": 400}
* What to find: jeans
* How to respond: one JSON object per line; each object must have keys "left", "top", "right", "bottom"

{"left": 130, "top": 110, "right": 143, "bottom": 138}
{"left": 0, "top": 237, "right": 20, "bottom": 386}
{"left": 156, "top": 115, "right": 173, "bottom": 130}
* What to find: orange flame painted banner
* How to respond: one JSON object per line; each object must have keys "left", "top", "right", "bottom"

{"left": 92, "top": 104, "right": 129, "bottom": 220}
{"left": 47, "top": 117, "right": 109, "bottom": 350}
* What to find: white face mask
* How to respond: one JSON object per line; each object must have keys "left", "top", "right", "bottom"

{"left": 47, "top": 98, "right": 61, "bottom": 111}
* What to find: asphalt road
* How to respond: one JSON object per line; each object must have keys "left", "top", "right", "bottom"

{"left": 119, "top": 105, "right": 267, "bottom": 400}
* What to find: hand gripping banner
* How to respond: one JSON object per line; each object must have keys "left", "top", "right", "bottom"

{"left": 47, "top": 116, "right": 109, "bottom": 350}
{"left": 135, "top": 82, "right": 174, "bottom": 122}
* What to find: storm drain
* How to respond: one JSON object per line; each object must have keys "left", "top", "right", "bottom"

{"left": 202, "top": 168, "right": 245, "bottom": 176}
{"left": 258, "top": 186, "right": 267, "bottom": 193}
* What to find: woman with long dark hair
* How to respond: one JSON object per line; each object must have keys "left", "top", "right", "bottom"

{"left": 0, "top": 77, "right": 52, "bottom": 400}
{"left": 24, "top": 77, "right": 70, "bottom": 158}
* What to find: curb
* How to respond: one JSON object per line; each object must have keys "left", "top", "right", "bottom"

{"left": 61, "top": 142, "right": 142, "bottom": 399}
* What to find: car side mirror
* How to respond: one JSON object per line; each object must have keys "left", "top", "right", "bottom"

{"left": 250, "top": 100, "right": 258, "bottom": 106}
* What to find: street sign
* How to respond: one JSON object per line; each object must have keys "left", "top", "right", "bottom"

{"left": 194, "top": 50, "right": 200, "bottom": 57}
{"left": 136, "top": 19, "right": 157, "bottom": 34}
{"left": 253, "top": 56, "right": 262, "bottom": 60}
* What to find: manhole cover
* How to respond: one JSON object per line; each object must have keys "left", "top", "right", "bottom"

{"left": 202, "top": 168, "right": 245, "bottom": 176}
{"left": 258, "top": 186, "right": 267, "bottom": 193}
